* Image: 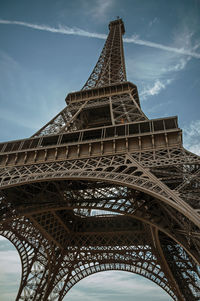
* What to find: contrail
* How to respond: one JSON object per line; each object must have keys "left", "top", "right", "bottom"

{"left": 0, "top": 19, "right": 107, "bottom": 39}
{"left": 124, "top": 36, "right": 200, "bottom": 59}
{"left": 1, "top": 19, "right": 200, "bottom": 59}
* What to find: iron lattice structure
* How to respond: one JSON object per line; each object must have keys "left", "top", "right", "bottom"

{"left": 0, "top": 19, "right": 200, "bottom": 301}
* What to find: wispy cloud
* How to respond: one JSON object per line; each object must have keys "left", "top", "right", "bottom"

{"left": 0, "top": 250, "right": 21, "bottom": 274}
{"left": 127, "top": 49, "right": 190, "bottom": 101}
{"left": 84, "top": 0, "right": 114, "bottom": 21}
{"left": 161, "top": 56, "right": 191, "bottom": 73}
{"left": 140, "top": 79, "right": 172, "bottom": 100}
{"left": 0, "top": 19, "right": 107, "bottom": 39}
{"left": 0, "top": 19, "right": 200, "bottom": 59}
{"left": 0, "top": 239, "right": 21, "bottom": 301}
{"left": 124, "top": 35, "right": 200, "bottom": 59}
{"left": 149, "top": 17, "right": 159, "bottom": 27}
{"left": 183, "top": 120, "right": 200, "bottom": 155}
{"left": 68, "top": 271, "right": 170, "bottom": 301}
{"left": 126, "top": 22, "right": 199, "bottom": 102}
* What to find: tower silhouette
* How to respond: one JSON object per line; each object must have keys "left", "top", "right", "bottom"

{"left": 0, "top": 18, "right": 200, "bottom": 301}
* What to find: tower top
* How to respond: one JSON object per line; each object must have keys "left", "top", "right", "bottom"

{"left": 82, "top": 18, "right": 127, "bottom": 90}
{"left": 33, "top": 19, "right": 146, "bottom": 137}
{"left": 109, "top": 18, "right": 125, "bottom": 35}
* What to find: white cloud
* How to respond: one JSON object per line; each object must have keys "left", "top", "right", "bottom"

{"left": 184, "top": 120, "right": 200, "bottom": 136}
{"left": 183, "top": 120, "right": 200, "bottom": 155}
{"left": 0, "top": 239, "right": 21, "bottom": 301}
{"left": 124, "top": 35, "right": 200, "bottom": 59}
{"left": 126, "top": 24, "right": 200, "bottom": 101}
{"left": 66, "top": 271, "right": 171, "bottom": 301}
{"left": 187, "top": 144, "right": 200, "bottom": 156}
{"left": 140, "top": 79, "right": 172, "bottom": 100}
{"left": 161, "top": 56, "right": 191, "bottom": 73}
{"left": 127, "top": 49, "right": 187, "bottom": 101}
{"left": 149, "top": 17, "right": 159, "bottom": 27}
{"left": 86, "top": 0, "right": 114, "bottom": 21}
{"left": 0, "top": 250, "right": 21, "bottom": 274}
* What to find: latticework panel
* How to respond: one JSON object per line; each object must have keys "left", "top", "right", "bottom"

{"left": 1, "top": 150, "right": 199, "bottom": 226}
{"left": 160, "top": 234, "right": 200, "bottom": 300}
{"left": 32, "top": 91, "right": 146, "bottom": 137}
{"left": 1, "top": 165, "right": 200, "bottom": 300}
{"left": 0, "top": 215, "right": 183, "bottom": 301}
{"left": 82, "top": 18, "right": 127, "bottom": 90}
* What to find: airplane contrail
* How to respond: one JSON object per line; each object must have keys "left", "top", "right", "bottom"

{"left": 1, "top": 19, "right": 200, "bottom": 59}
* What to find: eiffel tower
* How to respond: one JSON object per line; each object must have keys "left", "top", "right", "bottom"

{"left": 0, "top": 18, "right": 200, "bottom": 301}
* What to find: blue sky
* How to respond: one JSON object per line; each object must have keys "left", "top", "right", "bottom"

{"left": 0, "top": 0, "right": 200, "bottom": 300}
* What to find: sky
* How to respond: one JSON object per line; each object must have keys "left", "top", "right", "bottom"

{"left": 0, "top": 0, "right": 200, "bottom": 300}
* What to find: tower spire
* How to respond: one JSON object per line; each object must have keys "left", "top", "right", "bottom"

{"left": 32, "top": 19, "right": 146, "bottom": 137}
{"left": 82, "top": 18, "right": 127, "bottom": 90}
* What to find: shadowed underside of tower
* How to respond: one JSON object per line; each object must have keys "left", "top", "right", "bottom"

{"left": 0, "top": 19, "right": 200, "bottom": 301}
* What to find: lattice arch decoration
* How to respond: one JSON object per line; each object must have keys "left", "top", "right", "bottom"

{"left": 0, "top": 220, "right": 181, "bottom": 301}
{"left": 58, "top": 262, "right": 177, "bottom": 300}
{"left": 0, "top": 233, "right": 177, "bottom": 301}
{"left": 1, "top": 176, "right": 200, "bottom": 300}
{"left": 0, "top": 219, "right": 56, "bottom": 300}
{"left": 1, "top": 215, "right": 198, "bottom": 301}
{"left": 1, "top": 159, "right": 199, "bottom": 229}
{"left": 1, "top": 162, "right": 200, "bottom": 261}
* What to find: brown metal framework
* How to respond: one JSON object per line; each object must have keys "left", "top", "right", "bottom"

{"left": 0, "top": 18, "right": 199, "bottom": 300}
